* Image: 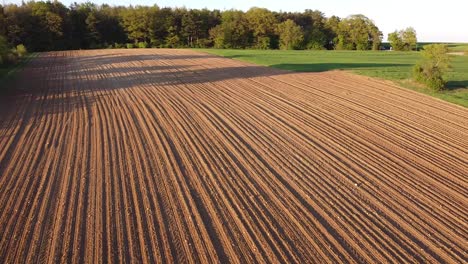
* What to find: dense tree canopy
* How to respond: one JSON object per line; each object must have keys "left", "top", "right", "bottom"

{"left": 0, "top": 1, "right": 386, "bottom": 53}
{"left": 388, "top": 27, "right": 417, "bottom": 51}
{"left": 245, "top": 7, "right": 276, "bottom": 49}
{"left": 209, "top": 10, "right": 251, "bottom": 49}
{"left": 276, "top": 19, "right": 303, "bottom": 50}
{"left": 335, "top": 15, "right": 382, "bottom": 50}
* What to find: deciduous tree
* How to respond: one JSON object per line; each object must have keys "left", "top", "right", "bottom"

{"left": 388, "top": 27, "right": 417, "bottom": 51}
{"left": 276, "top": 19, "right": 303, "bottom": 50}
{"left": 335, "top": 15, "right": 381, "bottom": 50}
{"left": 209, "top": 10, "right": 250, "bottom": 49}
{"left": 120, "top": 6, "right": 157, "bottom": 44}
{"left": 413, "top": 44, "right": 450, "bottom": 90}
{"left": 245, "top": 7, "right": 276, "bottom": 49}
{"left": 0, "top": 1, "right": 390, "bottom": 52}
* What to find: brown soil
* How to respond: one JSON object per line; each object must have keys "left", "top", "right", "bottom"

{"left": 0, "top": 49, "right": 466, "bottom": 263}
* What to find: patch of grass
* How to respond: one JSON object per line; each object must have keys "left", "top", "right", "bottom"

{"left": 0, "top": 53, "right": 37, "bottom": 93}
{"left": 446, "top": 43, "right": 468, "bottom": 52}
{"left": 419, "top": 43, "right": 468, "bottom": 52}
{"left": 199, "top": 49, "right": 468, "bottom": 107}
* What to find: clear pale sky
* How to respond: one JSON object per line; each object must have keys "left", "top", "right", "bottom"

{"left": 5, "top": 0, "right": 468, "bottom": 42}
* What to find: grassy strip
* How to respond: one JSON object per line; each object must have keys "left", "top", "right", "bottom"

{"left": 0, "top": 53, "right": 38, "bottom": 93}
{"left": 447, "top": 43, "right": 468, "bottom": 52}
{"left": 199, "top": 49, "right": 468, "bottom": 107}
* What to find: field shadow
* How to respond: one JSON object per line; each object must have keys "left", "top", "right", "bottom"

{"left": 445, "top": 80, "right": 468, "bottom": 90}
{"left": 67, "top": 52, "right": 289, "bottom": 91}
{"left": 104, "top": 64, "right": 284, "bottom": 85}
{"left": 76, "top": 64, "right": 194, "bottom": 76}
{"left": 270, "top": 63, "right": 412, "bottom": 72}
{"left": 0, "top": 51, "right": 290, "bottom": 129}
{"left": 220, "top": 54, "right": 255, "bottom": 59}
{"left": 5, "top": 52, "right": 422, "bottom": 127}
{"left": 76, "top": 52, "right": 221, "bottom": 66}
{"left": 0, "top": 54, "right": 96, "bottom": 130}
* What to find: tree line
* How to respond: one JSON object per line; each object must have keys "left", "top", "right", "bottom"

{"left": 0, "top": 1, "right": 385, "bottom": 52}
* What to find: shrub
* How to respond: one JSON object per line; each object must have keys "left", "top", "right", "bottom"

{"left": 150, "top": 39, "right": 164, "bottom": 48}
{"left": 255, "top": 37, "right": 270, "bottom": 50}
{"left": 16, "top": 44, "right": 27, "bottom": 58}
{"left": 114, "top": 43, "right": 124, "bottom": 49}
{"left": 209, "top": 25, "right": 224, "bottom": 48}
{"left": 413, "top": 44, "right": 450, "bottom": 91}
{"left": 89, "top": 42, "right": 102, "bottom": 49}
{"left": 0, "top": 37, "right": 18, "bottom": 65}
{"left": 165, "top": 35, "right": 180, "bottom": 48}
{"left": 413, "top": 63, "right": 446, "bottom": 90}
{"left": 307, "top": 42, "right": 326, "bottom": 50}
{"left": 194, "top": 38, "right": 212, "bottom": 48}
{"left": 0, "top": 35, "right": 9, "bottom": 65}
{"left": 137, "top": 42, "right": 148, "bottom": 48}
{"left": 126, "top": 43, "right": 135, "bottom": 49}
{"left": 4, "top": 52, "right": 18, "bottom": 64}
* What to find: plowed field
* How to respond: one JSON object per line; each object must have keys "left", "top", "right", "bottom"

{"left": 0, "top": 49, "right": 467, "bottom": 263}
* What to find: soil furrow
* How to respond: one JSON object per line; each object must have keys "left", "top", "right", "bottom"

{"left": 0, "top": 49, "right": 466, "bottom": 263}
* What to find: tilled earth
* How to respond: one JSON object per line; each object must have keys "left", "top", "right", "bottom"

{"left": 0, "top": 49, "right": 466, "bottom": 263}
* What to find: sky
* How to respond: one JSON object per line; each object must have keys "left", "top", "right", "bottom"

{"left": 4, "top": 0, "right": 468, "bottom": 42}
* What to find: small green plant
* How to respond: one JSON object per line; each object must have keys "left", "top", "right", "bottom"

{"left": 307, "top": 42, "right": 326, "bottom": 50}
{"left": 255, "top": 37, "right": 271, "bottom": 50}
{"left": 137, "top": 42, "right": 148, "bottom": 48}
{"left": 195, "top": 38, "right": 212, "bottom": 48}
{"left": 0, "top": 39, "right": 19, "bottom": 65}
{"left": 3, "top": 51, "right": 18, "bottom": 64}
{"left": 165, "top": 35, "right": 180, "bottom": 48}
{"left": 413, "top": 65, "right": 445, "bottom": 90}
{"left": 89, "top": 43, "right": 101, "bottom": 49}
{"left": 16, "top": 44, "right": 27, "bottom": 58}
{"left": 0, "top": 36, "right": 9, "bottom": 65}
{"left": 126, "top": 43, "right": 135, "bottom": 49}
{"left": 413, "top": 44, "right": 450, "bottom": 91}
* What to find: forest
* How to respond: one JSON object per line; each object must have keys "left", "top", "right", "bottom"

{"left": 0, "top": 1, "right": 384, "bottom": 53}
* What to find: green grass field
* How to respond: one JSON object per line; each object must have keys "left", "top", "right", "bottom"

{"left": 445, "top": 43, "right": 468, "bottom": 52}
{"left": 417, "top": 43, "right": 468, "bottom": 53}
{"left": 200, "top": 49, "right": 468, "bottom": 107}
